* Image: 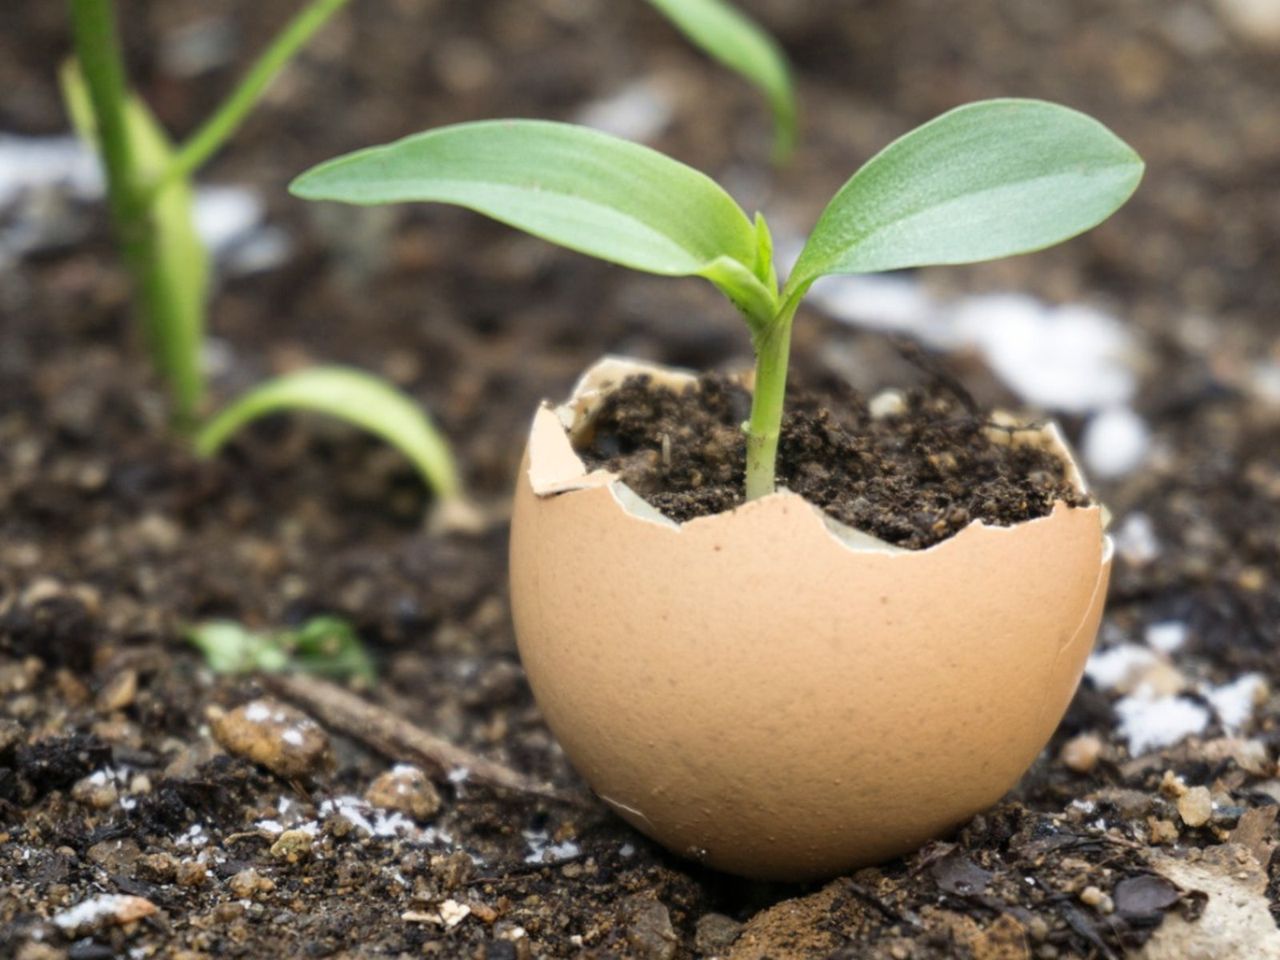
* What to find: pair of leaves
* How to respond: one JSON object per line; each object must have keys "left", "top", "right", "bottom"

{"left": 186, "top": 615, "right": 375, "bottom": 683}
{"left": 291, "top": 100, "right": 1143, "bottom": 329}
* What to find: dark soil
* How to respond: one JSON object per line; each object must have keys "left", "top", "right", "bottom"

{"left": 578, "top": 373, "right": 1088, "bottom": 548}
{"left": 4, "top": 0, "right": 1280, "bottom": 957}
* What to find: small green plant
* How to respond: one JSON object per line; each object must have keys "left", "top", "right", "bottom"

{"left": 291, "top": 100, "right": 1143, "bottom": 500}
{"left": 64, "top": 0, "right": 461, "bottom": 506}
{"left": 186, "top": 615, "right": 375, "bottom": 683}
{"left": 643, "top": 0, "right": 795, "bottom": 160}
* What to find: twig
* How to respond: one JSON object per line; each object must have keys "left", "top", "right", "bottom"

{"left": 262, "top": 673, "right": 585, "bottom": 805}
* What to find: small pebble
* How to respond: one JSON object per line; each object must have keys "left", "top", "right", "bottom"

{"left": 53, "top": 894, "right": 157, "bottom": 936}
{"left": 1079, "top": 885, "right": 1114, "bottom": 913}
{"left": 87, "top": 838, "right": 140, "bottom": 874}
{"left": 627, "top": 900, "right": 677, "bottom": 960}
{"left": 868, "top": 389, "right": 907, "bottom": 419}
{"left": 135, "top": 852, "right": 177, "bottom": 883}
{"left": 270, "top": 829, "right": 313, "bottom": 863}
{"left": 438, "top": 899, "right": 471, "bottom": 928}
{"left": 227, "top": 868, "right": 275, "bottom": 899}
{"left": 1148, "top": 817, "right": 1180, "bottom": 844}
{"left": 1060, "top": 734, "right": 1103, "bottom": 774}
{"left": 432, "top": 851, "right": 474, "bottom": 890}
{"left": 365, "top": 763, "right": 441, "bottom": 821}
{"left": 1178, "top": 785, "right": 1213, "bottom": 827}
{"left": 1159, "top": 770, "right": 1188, "bottom": 798}
{"left": 96, "top": 669, "right": 137, "bottom": 712}
{"left": 209, "top": 698, "right": 332, "bottom": 778}
{"left": 694, "top": 912, "right": 743, "bottom": 954}
{"left": 71, "top": 773, "right": 118, "bottom": 810}
{"left": 175, "top": 860, "right": 207, "bottom": 887}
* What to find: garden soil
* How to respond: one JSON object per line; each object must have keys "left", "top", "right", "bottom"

{"left": 579, "top": 372, "right": 1087, "bottom": 549}
{"left": 3, "top": 1, "right": 1280, "bottom": 957}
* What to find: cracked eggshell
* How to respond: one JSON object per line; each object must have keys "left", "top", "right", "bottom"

{"left": 510, "top": 356, "right": 1112, "bottom": 881}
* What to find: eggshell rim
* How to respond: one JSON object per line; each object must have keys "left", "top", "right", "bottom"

{"left": 526, "top": 354, "right": 1112, "bottom": 561}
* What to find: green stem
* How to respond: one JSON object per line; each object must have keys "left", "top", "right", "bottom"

{"left": 68, "top": 0, "right": 138, "bottom": 227}
{"left": 70, "top": 0, "right": 202, "bottom": 428}
{"left": 744, "top": 299, "right": 798, "bottom": 501}
{"left": 148, "top": 0, "right": 353, "bottom": 199}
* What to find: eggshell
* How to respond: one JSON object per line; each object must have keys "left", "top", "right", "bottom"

{"left": 510, "top": 356, "right": 1112, "bottom": 881}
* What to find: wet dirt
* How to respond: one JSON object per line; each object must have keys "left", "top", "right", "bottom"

{"left": 578, "top": 372, "right": 1086, "bottom": 549}
{"left": 3, "top": 0, "right": 1280, "bottom": 957}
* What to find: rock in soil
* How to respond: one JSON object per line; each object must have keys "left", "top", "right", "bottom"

{"left": 365, "top": 762, "right": 441, "bottom": 821}
{"left": 626, "top": 899, "right": 678, "bottom": 960}
{"left": 1137, "top": 846, "right": 1280, "bottom": 959}
{"left": 52, "top": 894, "right": 157, "bottom": 937}
{"left": 695, "top": 913, "right": 744, "bottom": 955}
{"left": 1178, "top": 786, "right": 1214, "bottom": 827}
{"left": 209, "top": 698, "right": 332, "bottom": 778}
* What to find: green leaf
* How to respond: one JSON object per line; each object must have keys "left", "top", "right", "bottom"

{"left": 186, "top": 615, "right": 375, "bottom": 683}
{"left": 290, "top": 119, "right": 770, "bottom": 320}
{"left": 786, "top": 99, "right": 1144, "bottom": 299}
{"left": 59, "top": 60, "right": 208, "bottom": 417}
{"left": 195, "top": 365, "right": 461, "bottom": 500}
{"left": 644, "top": 0, "right": 796, "bottom": 160}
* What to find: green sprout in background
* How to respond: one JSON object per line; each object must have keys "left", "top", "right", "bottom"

{"left": 186, "top": 615, "right": 375, "bottom": 684}
{"left": 62, "top": 0, "right": 794, "bottom": 513}
{"left": 291, "top": 100, "right": 1142, "bottom": 500}
{"left": 644, "top": 0, "right": 796, "bottom": 160}
{"left": 64, "top": 0, "right": 461, "bottom": 507}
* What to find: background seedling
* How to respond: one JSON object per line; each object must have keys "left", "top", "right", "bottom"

{"left": 291, "top": 99, "right": 1143, "bottom": 500}
{"left": 186, "top": 615, "right": 375, "bottom": 684}
{"left": 63, "top": 0, "right": 792, "bottom": 510}
{"left": 64, "top": 0, "right": 462, "bottom": 507}
{"left": 644, "top": 0, "right": 796, "bottom": 160}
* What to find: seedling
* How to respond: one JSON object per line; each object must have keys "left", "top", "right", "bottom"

{"left": 186, "top": 615, "right": 375, "bottom": 684}
{"left": 62, "top": 0, "right": 791, "bottom": 507}
{"left": 63, "top": 0, "right": 461, "bottom": 504}
{"left": 291, "top": 99, "right": 1143, "bottom": 500}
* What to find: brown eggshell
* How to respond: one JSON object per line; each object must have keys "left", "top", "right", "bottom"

{"left": 510, "top": 357, "right": 1112, "bottom": 881}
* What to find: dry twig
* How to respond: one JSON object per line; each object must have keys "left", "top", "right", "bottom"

{"left": 263, "top": 673, "right": 584, "bottom": 805}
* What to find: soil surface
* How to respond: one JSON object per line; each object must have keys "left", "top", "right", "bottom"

{"left": 4, "top": 0, "right": 1280, "bottom": 958}
{"left": 578, "top": 373, "right": 1087, "bottom": 548}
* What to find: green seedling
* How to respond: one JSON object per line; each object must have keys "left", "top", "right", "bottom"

{"left": 644, "top": 0, "right": 795, "bottom": 160}
{"left": 291, "top": 99, "right": 1143, "bottom": 500}
{"left": 186, "top": 615, "right": 375, "bottom": 684}
{"left": 196, "top": 366, "right": 461, "bottom": 501}
{"left": 63, "top": 0, "right": 462, "bottom": 506}
{"left": 62, "top": 0, "right": 790, "bottom": 508}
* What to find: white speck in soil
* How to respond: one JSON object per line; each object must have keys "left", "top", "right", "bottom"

{"left": 1086, "top": 643, "right": 1159, "bottom": 691}
{"left": 0, "top": 134, "right": 102, "bottom": 206}
{"left": 1145, "top": 621, "right": 1188, "bottom": 654}
{"left": 1082, "top": 406, "right": 1151, "bottom": 479}
{"left": 522, "top": 828, "right": 581, "bottom": 864}
{"left": 1114, "top": 512, "right": 1162, "bottom": 566}
{"left": 175, "top": 824, "right": 208, "bottom": 848}
{"left": 1205, "top": 673, "right": 1267, "bottom": 730}
{"left": 1116, "top": 694, "right": 1211, "bottom": 755}
{"left": 281, "top": 728, "right": 306, "bottom": 747}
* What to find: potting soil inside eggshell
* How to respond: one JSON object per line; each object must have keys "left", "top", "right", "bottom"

{"left": 576, "top": 373, "right": 1089, "bottom": 549}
